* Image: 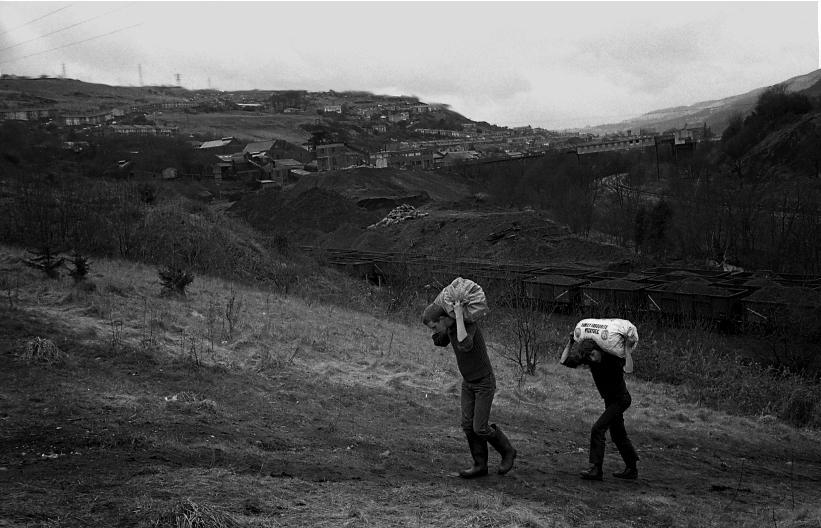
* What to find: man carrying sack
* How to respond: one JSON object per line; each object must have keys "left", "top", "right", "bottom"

{"left": 560, "top": 319, "right": 640, "bottom": 481}
{"left": 421, "top": 277, "right": 517, "bottom": 479}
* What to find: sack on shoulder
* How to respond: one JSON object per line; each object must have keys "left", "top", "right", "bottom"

{"left": 573, "top": 318, "right": 638, "bottom": 373}
{"left": 434, "top": 277, "right": 489, "bottom": 323}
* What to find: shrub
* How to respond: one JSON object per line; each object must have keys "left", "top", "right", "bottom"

{"left": 137, "top": 183, "right": 157, "bottom": 204}
{"left": 67, "top": 252, "right": 91, "bottom": 283}
{"left": 158, "top": 266, "right": 194, "bottom": 295}
{"left": 497, "top": 295, "right": 552, "bottom": 375}
{"left": 15, "top": 337, "right": 66, "bottom": 365}
{"left": 781, "top": 387, "right": 819, "bottom": 428}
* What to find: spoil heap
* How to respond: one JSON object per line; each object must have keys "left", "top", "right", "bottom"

{"left": 368, "top": 204, "right": 429, "bottom": 229}
{"left": 657, "top": 277, "right": 731, "bottom": 296}
{"left": 230, "top": 187, "right": 382, "bottom": 239}
{"left": 745, "top": 281, "right": 821, "bottom": 306}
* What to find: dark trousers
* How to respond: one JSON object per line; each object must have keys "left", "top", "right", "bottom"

{"left": 589, "top": 393, "right": 639, "bottom": 467}
{"left": 460, "top": 372, "right": 496, "bottom": 437}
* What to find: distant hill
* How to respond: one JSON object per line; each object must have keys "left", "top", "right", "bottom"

{"left": 0, "top": 77, "right": 484, "bottom": 148}
{"left": 0, "top": 76, "right": 192, "bottom": 111}
{"left": 587, "top": 69, "right": 821, "bottom": 135}
{"left": 9, "top": 72, "right": 821, "bottom": 144}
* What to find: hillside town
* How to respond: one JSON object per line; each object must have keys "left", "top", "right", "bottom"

{"left": 0, "top": 76, "right": 711, "bottom": 185}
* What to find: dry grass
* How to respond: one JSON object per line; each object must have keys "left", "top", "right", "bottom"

{"left": 14, "top": 336, "right": 67, "bottom": 365}
{"left": 637, "top": 324, "right": 821, "bottom": 428}
{"left": 2, "top": 243, "right": 820, "bottom": 528}
{"left": 5, "top": 243, "right": 819, "bottom": 437}
{"left": 160, "top": 111, "right": 314, "bottom": 145}
{"left": 155, "top": 498, "right": 241, "bottom": 528}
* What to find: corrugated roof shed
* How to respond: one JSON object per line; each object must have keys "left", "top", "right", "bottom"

{"left": 243, "top": 140, "right": 275, "bottom": 155}
{"left": 199, "top": 138, "right": 235, "bottom": 149}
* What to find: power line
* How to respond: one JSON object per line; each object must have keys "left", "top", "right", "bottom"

{"left": 0, "top": 4, "right": 134, "bottom": 53}
{"left": 0, "top": 22, "right": 142, "bottom": 65}
{"left": 0, "top": 5, "right": 72, "bottom": 37}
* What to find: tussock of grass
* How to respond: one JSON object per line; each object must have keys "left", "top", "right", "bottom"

{"left": 154, "top": 498, "right": 241, "bottom": 528}
{"left": 14, "top": 336, "right": 67, "bottom": 364}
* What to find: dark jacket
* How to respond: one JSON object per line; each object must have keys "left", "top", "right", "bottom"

{"left": 432, "top": 321, "right": 493, "bottom": 382}
{"left": 579, "top": 339, "right": 629, "bottom": 401}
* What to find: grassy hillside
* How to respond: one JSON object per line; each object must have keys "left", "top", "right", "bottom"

{"left": 157, "top": 111, "right": 315, "bottom": 146}
{"left": 589, "top": 69, "right": 821, "bottom": 136}
{"left": 0, "top": 77, "right": 191, "bottom": 111}
{"left": 1, "top": 245, "right": 819, "bottom": 527}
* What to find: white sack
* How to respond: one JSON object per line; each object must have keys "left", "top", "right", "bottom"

{"left": 573, "top": 318, "right": 638, "bottom": 373}
{"left": 434, "top": 277, "right": 489, "bottom": 322}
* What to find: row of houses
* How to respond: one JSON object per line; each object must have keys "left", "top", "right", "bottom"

{"left": 103, "top": 124, "right": 180, "bottom": 136}
{"left": 347, "top": 100, "right": 438, "bottom": 120}
{"left": 0, "top": 107, "right": 126, "bottom": 124}
{"left": 0, "top": 100, "right": 194, "bottom": 125}
{"left": 314, "top": 142, "right": 504, "bottom": 172}
{"left": 0, "top": 108, "right": 56, "bottom": 121}
{"left": 415, "top": 128, "right": 465, "bottom": 138}
{"left": 128, "top": 101, "right": 196, "bottom": 113}
{"left": 575, "top": 135, "right": 657, "bottom": 155}
{"left": 574, "top": 124, "right": 710, "bottom": 156}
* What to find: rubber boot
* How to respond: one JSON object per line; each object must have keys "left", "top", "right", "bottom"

{"left": 580, "top": 463, "right": 603, "bottom": 481}
{"left": 613, "top": 465, "right": 638, "bottom": 480}
{"left": 459, "top": 430, "right": 488, "bottom": 479}
{"left": 486, "top": 424, "right": 517, "bottom": 475}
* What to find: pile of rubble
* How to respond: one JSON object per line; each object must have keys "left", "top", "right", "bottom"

{"left": 745, "top": 282, "right": 821, "bottom": 306}
{"left": 367, "top": 204, "right": 428, "bottom": 229}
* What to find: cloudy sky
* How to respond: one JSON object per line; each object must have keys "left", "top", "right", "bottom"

{"left": 0, "top": 1, "right": 818, "bottom": 129}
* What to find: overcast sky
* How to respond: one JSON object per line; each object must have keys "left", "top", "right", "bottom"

{"left": 0, "top": 1, "right": 818, "bottom": 129}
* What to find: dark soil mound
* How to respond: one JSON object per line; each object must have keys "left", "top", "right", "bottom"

{"left": 291, "top": 167, "right": 475, "bottom": 204}
{"left": 656, "top": 277, "right": 731, "bottom": 295}
{"left": 230, "top": 170, "right": 635, "bottom": 268}
{"left": 337, "top": 208, "right": 634, "bottom": 266}
{"left": 229, "top": 187, "right": 382, "bottom": 240}
{"left": 745, "top": 282, "right": 821, "bottom": 306}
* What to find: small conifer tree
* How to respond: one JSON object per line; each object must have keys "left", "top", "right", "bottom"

{"left": 67, "top": 252, "right": 91, "bottom": 283}
{"left": 24, "top": 247, "right": 65, "bottom": 279}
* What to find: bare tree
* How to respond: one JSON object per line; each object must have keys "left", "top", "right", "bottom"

{"left": 496, "top": 284, "right": 554, "bottom": 375}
